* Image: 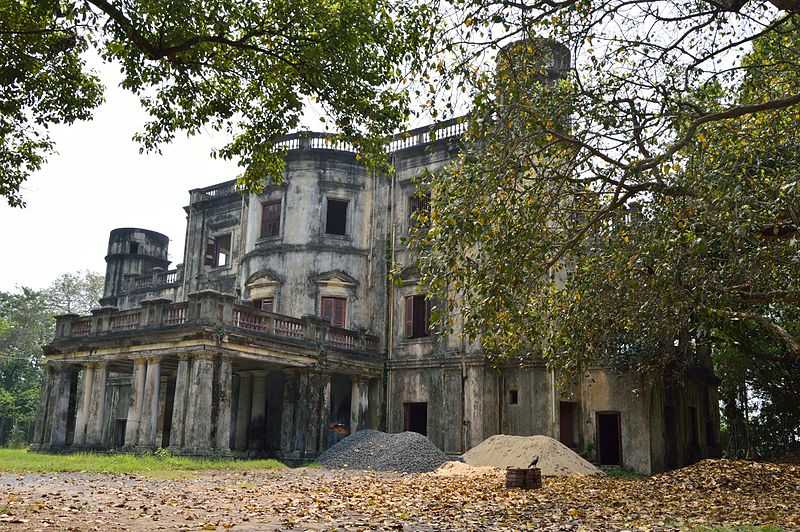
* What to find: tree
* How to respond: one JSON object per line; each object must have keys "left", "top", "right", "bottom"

{"left": 0, "top": 288, "right": 53, "bottom": 446}
{"left": 0, "top": 271, "right": 104, "bottom": 445}
{"left": 0, "top": 0, "right": 438, "bottom": 207}
{"left": 412, "top": 9, "right": 800, "bottom": 370}
{"left": 46, "top": 270, "right": 104, "bottom": 315}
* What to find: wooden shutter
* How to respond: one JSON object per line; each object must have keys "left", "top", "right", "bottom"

{"left": 404, "top": 296, "right": 414, "bottom": 338}
{"left": 321, "top": 297, "right": 333, "bottom": 323}
{"left": 333, "top": 298, "right": 346, "bottom": 327}
{"left": 204, "top": 236, "right": 216, "bottom": 266}
{"left": 261, "top": 201, "right": 281, "bottom": 237}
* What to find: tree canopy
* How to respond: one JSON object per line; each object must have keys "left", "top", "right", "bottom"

{"left": 410, "top": 1, "right": 800, "bottom": 454}
{"left": 0, "top": 0, "right": 437, "bottom": 206}
{"left": 0, "top": 271, "right": 103, "bottom": 445}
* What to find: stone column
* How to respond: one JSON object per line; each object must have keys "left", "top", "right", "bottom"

{"left": 234, "top": 373, "right": 252, "bottom": 451}
{"left": 72, "top": 363, "right": 95, "bottom": 447}
{"left": 280, "top": 371, "right": 298, "bottom": 457}
{"left": 86, "top": 361, "right": 108, "bottom": 447}
{"left": 155, "top": 376, "right": 169, "bottom": 448}
{"left": 185, "top": 352, "right": 215, "bottom": 452}
{"left": 169, "top": 354, "right": 191, "bottom": 450}
{"left": 350, "top": 377, "right": 370, "bottom": 433}
{"left": 215, "top": 356, "right": 233, "bottom": 452}
{"left": 137, "top": 356, "right": 161, "bottom": 448}
{"left": 124, "top": 357, "right": 147, "bottom": 447}
{"left": 48, "top": 366, "right": 72, "bottom": 449}
{"left": 292, "top": 372, "right": 310, "bottom": 455}
{"left": 248, "top": 371, "right": 267, "bottom": 451}
{"left": 31, "top": 366, "right": 55, "bottom": 449}
{"left": 303, "top": 372, "right": 331, "bottom": 457}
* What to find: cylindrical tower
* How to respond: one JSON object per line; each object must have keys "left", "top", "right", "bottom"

{"left": 100, "top": 228, "right": 170, "bottom": 307}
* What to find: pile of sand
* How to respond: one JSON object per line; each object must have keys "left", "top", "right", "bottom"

{"left": 462, "top": 434, "right": 602, "bottom": 476}
{"left": 431, "top": 461, "right": 499, "bottom": 478}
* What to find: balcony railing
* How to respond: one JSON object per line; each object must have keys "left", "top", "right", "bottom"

{"left": 123, "top": 268, "right": 183, "bottom": 294}
{"left": 54, "top": 293, "right": 381, "bottom": 357}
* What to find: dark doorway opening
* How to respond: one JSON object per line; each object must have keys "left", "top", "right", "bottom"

{"left": 596, "top": 411, "right": 622, "bottom": 465}
{"left": 403, "top": 402, "right": 427, "bottom": 436}
{"left": 559, "top": 401, "right": 577, "bottom": 448}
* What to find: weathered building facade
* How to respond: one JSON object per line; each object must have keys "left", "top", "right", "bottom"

{"left": 35, "top": 119, "right": 720, "bottom": 474}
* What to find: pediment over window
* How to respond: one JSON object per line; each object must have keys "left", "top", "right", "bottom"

{"left": 245, "top": 270, "right": 282, "bottom": 300}
{"left": 313, "top": 270, "right": 359, "bottom": 289}
{"left": 398, "top": 265, "right": 420, "bottom": 285}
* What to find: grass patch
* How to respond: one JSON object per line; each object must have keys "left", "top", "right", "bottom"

{"left": 0, "top": 448, "right": 285, "bottom": 476}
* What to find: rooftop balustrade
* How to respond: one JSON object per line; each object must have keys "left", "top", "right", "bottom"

{"left": 122, "top": 267, "right": 183, "bottom": 294}
{"left": 189, "top": 117, "right": 468, "bottom": 204}
{"left": 53, "top": 291, "right": 381, "bottom": 357}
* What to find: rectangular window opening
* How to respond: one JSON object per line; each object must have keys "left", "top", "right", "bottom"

{"left": 509, "top": 389, "right": 519, "bottom": 405}
{"left": 261, "top": 200, "right": 282, "bottom": 238}
{"left": 204, "top": 233, "right": 232, "bottom": 268}
{"left": 409, "top": 192, "right": 430, "bottom": 228}
{"left": 404, "top": 294, "right": 431, "bottom": 339}
{"left": 326, "top": 199, "right": 348, "bottom": 236}
{"left": 254, "top": 298, "right": 274, "bottom": 313}
{"left": 321, "top": 296, "right": 347, "bottom": 328}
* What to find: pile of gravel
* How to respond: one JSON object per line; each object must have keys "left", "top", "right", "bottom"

{"left": 319, "top": 429, "right": 450, "bottom": 473}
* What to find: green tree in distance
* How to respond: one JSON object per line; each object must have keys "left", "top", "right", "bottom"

{"left": 0, "top": 0, "right": 438, "bottom": 207}
{"left": 0, "top": 271, "right": 103, "bottom": 445}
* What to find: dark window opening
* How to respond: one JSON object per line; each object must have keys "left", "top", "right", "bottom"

{"left": 596, "top": 411, "right": 622, "bottom": 465}
{"left": 254, "top": 298, "right": 274, "bottom": 313}
{"left": 509, "top": 389, "right": 519, "bottom": 405}
{"left": 409, "top": 192, "right": 430, "bottom": 228}
{"left": 129, "top": 242, "right": 139, "bottom": 254}
{"left": 404, "top": 294, "right": 431, "bottom": 339}
{"left": 559, "top": 401, "right": 577, "bottom": 448}
{"left": 326, "top": 199, "right": 348, "bottom": 235}
{"left": 204, "top": 233, "right": 232, "bottom": 268}
{"left": 403, "top": 402, "right": 427, "bottom": 435}
{"left": 261, "top": 200, "right": 282, "bottom": 238}
{"left": 321, "top": 296, "right": 347, "bottom": 327}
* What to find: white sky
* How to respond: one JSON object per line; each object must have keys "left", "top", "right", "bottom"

{"left": 0, "top": 59, "right": 326, "bottom": 293}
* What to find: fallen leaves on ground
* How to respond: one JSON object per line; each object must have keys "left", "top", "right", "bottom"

{"left": 0, "top": 459, "right": 796, "bottom": 530}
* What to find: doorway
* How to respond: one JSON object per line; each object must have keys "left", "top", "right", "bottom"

{"left": 559, "top": 401, "right": 578, "bottom": 448}
{"left": 403, "top": 402, "right": 427, "bottom": 435}
{"left": 596, "top": 411, "right": 622, "bottom": 465}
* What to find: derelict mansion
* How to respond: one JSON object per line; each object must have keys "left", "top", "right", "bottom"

{"left": 34, "top": 120, "right": 721, "bottom": 475}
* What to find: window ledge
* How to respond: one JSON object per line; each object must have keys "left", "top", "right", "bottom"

{"left": 256, "top": 235, "right": 283, "bottom": 246}
{"left": 207, "top": 265, "right": 232, "bottom": 274}
{"left": 322, "top": 233, "right": 351, "bottom": 241}
{"left": 399, "top": 336, "right": 436, "bottom": 346}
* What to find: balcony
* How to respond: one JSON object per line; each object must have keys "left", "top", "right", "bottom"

{"left": 51, "top": 290, "right": 381, "bottom": 358}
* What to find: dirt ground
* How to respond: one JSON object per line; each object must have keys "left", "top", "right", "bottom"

{"left": 0, "top": 460, "right": 798, "bottom": 531}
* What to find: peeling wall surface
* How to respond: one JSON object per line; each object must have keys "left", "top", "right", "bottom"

{"left": 38, "top": 123, "right": 720, "bottom": 474}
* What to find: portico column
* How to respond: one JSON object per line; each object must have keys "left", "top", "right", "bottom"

{"left": 279, "top": 371, "right": 298, "bottom": 456}
{"left": 185, "top": 352, "right": 215, "bottom": 452}
{"left": 48, "top": 366, "right": 72, "bottom": 449}
{"left": 124, "top": 357, "right": 147, "bottom": 447}
{"left": 86, "top": 361, "right": 108, "bottom": 447}
{"left": 215, "top": 355, "right": 233, "bottom": 452}
{"left": 234, "top": 373, "right": 252, "bottom": 451}
{"left": 137, "top": 356, "right": 161, "bottom": 448}
{"left": 169, "top": 354, "right": 191, "bottom": 450}
{"left": 72, "top": 363, "right": 95, "bottom": 447}
{"left": 350, "top": 377, "right": 369, "bottom": 433}
{"left": 249, "top": 371, "right": 267, "bottom": 451}
{"left": 31, "top": 366, "right": 55, "bottom": 449}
